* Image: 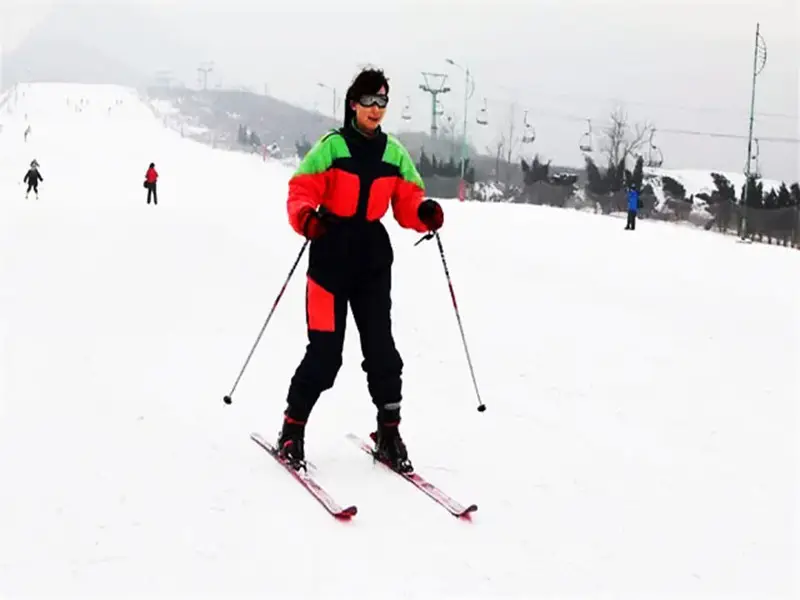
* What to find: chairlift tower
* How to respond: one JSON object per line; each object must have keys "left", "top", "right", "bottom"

{"left": 197, "top": 62, "right": 214, "bottom": 91}
{"left": 419, "top": 72, "right": 450, "bottom": 138}
{"left": 741, "top": 22, "right": 767, "bottom": 238}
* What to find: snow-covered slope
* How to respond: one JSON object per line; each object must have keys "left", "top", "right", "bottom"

{"left": 0, "top": 83, "right": 797, "bottom": 599}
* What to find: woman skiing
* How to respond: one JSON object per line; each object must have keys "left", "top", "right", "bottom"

{"left": 144, "top": 163, "right": 158, "bottom": 204}
{"left": 277, "top": 67, "right": 444, "bottom": 473}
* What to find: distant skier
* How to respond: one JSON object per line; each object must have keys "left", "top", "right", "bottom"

{"left": 144, "top": 163, "right": 158, "bottom": 204}
{"left": 625, "top": 186, "right": 639, "bottom": 230}
{"left": 23, "top": 125, "right": 31, "bottom": 142}
{"left": 24, "top": 161, "right": 43, "bottom": 199}
{"left": 274, "top": 67, "right": 444, "bottom": 473}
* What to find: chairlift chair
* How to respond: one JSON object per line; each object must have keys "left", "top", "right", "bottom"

{"left": 645, "top": 129, "right": 663, "bottom": 168}
{"left": 476, "top": 98, "right": 489, "bottom": 125}
{"left": 646, "top": 146, "right": 664, "bottom": 168}
{"left": 522, "top": 110, "right": 536, "bottom": 143}
{"left": 578, "top": 119, "right": 594, "bottom": 153}
{"left": 401, "top": 96, "right": 412, "bottom": 121}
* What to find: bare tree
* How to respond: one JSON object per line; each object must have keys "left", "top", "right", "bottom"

{"left": 439, "top": 113, "right": 458, "bottom": 159}
{"left": 486, "top": 137, "right": 505, "bottom": 182}
{"left": 501, "top": 103, "right": 523, "bottom": 186}
{"left": 504, "top": 103, "right": 517, "bottom": 177}
{"left": 603, "top": 107, "right": 654, "bottom": 167}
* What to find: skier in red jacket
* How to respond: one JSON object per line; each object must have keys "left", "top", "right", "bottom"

{"left": 144, "top": 163, "right": 158, "bottom": 204}
{"left": 276, "top": 67, "right": 444, "bottom": 473}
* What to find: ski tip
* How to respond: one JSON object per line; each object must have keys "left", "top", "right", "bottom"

{"left": 250, "top": 432, "right": 269, "bottom": 445}
{"left": 458, "top": 504, "right": 478, "bottom": 519}
{"left": 335, "top": 506, "right": 358, "bottom": 520}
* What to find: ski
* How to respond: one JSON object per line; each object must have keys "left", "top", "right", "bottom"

{"left": 346, "top": 433, "right": 477, "bottom": 519}
{"left": 251, "top": 432, "right": 357, "bottom": 520}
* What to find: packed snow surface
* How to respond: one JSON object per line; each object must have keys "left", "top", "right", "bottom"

{"left": 0, "top": 83, "right": 797, "bottom": 599}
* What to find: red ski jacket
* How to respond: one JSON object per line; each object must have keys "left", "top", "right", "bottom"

{"left": 287, "top": 126, "right": 427, "bottom": 236}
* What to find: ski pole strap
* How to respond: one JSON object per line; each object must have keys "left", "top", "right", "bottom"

{"left": 414, "top": 232, "right": 435, "bottom": 246}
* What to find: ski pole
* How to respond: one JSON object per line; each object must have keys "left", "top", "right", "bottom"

{"left": 223, "top": 240, "right": 309, "bottom": 405}
{"left": 430, "top": 231, "right": 486, "bottom": 413}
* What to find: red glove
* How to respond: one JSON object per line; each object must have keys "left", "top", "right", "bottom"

{"left": 300, "top": 208, "right": 327, "bottom": 240}
{"left": 417, "top": 199, "right": 444, "bottom": 231}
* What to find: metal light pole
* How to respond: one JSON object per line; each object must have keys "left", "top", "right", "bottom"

{"left": 445, "top": 59, "right": 474, "bottom": 201}
{"left": 317, "top": 82, "right": 337, "bottom": 121}
{"left": 741, "top": 23, "right": 767, "bottom": 239}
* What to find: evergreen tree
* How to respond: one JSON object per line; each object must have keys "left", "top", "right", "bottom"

{"left": 710, "top": 173, "right": 736, "bottom": 205}
{"left": 585, "top": 156, "right": 607, "bottom": 194}
{"left": 416, "top": 149, "right": 432, "bottom": 177}
{"left": 662, "top": 176, "right": 686, "bottom": 200}
{"left": 741, "top": 175, "right": 764, "bottom": 209}
{"left": 533, "top": 155, "right": 551, "bottom": 182}
{"left": 445, "top": 156, "right": 457, "bottom": 177}
{"left": 776, "top": 182, "right": 792, "bottom": 208}
{"left": 791, "top": 183, "right": 800, "bottom": 206}
{"left": 522, "top": 154, "right": 551, "bottom": 184}
{"left": 631, "top": 155, "right": 644, "bottom": 190}
{"left": 763, "top": 188, "right": 778, "bottom": 210}
{"left": 466, "top": 166, "right": 476, "bottom": 184}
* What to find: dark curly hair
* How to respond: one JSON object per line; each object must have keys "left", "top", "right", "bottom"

{"left": 343, "top": 67, "right": 390, "bottom": 127}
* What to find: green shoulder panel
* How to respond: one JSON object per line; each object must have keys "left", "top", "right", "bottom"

{"left": 293, "top": 130, "right": 351, "bottom": 176}
{"left": 383, "top": 134, "right": 425, "bottom": 189}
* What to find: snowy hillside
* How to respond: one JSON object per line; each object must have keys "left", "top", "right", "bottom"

{"left": 645, "top": 167, "right": 784, "bottom": 197}
{"left": 642, "top": 167, "right": 785, "bottom": 212}
{"left": 0, "top": 82, "right": 797, "bottom": 599}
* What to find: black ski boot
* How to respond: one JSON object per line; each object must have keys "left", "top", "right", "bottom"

{"left": 371, "top": 419, "right": 413, "bottom": 473}
{"left": 277, "top": 415, "right": 306, "bottom": 471}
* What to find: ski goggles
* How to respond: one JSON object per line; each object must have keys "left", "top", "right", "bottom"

{"left": 357, "top": 94, "right": 389, "bottom": 108}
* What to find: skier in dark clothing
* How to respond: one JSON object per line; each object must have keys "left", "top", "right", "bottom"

{"left": 276, "top": 67, "right": 444, "bottom": 473}
{"left": 144, "top": 163, "right": 158, "bottom": 204}
{"left": 24, "top": 162, "right": 43, "bottom": 199}
{"left": 625, "top": 187, "right": 639, "bottom": 230}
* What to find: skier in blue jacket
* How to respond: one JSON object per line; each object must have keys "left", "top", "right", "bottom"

{"left": 625, "top": 187, "right": 639, "bottom": 230}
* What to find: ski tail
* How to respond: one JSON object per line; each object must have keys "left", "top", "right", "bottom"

{"left": 251, "top": 432, "right": 357, "bottom": 520}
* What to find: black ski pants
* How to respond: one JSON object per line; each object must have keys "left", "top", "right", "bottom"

{"left": 625, "top": 210, "right": 637, "bottom": 230}
{"left": 147, "top": 182, "right": 158, "bottom": 204}
{"left": 284, "top": 220, "right": 403, "bottom": 424}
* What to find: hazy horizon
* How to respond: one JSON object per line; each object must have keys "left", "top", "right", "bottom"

{"left": 1, "top": 0, "right": 798, "bottom": 181}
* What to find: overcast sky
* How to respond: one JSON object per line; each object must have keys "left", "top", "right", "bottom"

{"left": 1, "top": 0, "right": 798, "bottom": 180}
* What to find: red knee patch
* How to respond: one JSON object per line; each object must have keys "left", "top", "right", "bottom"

{"left": 307, "top": 276, "right": 335, "bottom": 332}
